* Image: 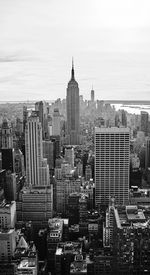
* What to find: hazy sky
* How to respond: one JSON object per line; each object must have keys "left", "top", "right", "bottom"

{"left": 0, "top": 0, "right": 150, "bottom": 101}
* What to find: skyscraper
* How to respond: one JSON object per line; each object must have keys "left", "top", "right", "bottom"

{"left": 35, "top": 101, "right": 48, "bottom": 139}
{"left": 121, "top": 110, "right": 127, "bottom": 127}
{"left": 1, "top": 118, "right": 13, "bottom": 149}
{"left": 64, "top": 146, "right": 74, "bottom": 168}
{"left": 145, "top": 137, "right": 150, "bottom": 170}
{"left": 1, "top": 118, "right": 15, "bottom": 173}
{"left": 91, "top": 88, "right": 94, "bottom": 102}
{"left": 23, "top": 106, "right": 28, "bottom": 133}
{"left": 66, "top": 60, "right": 80, "bottom": 145}
{"left": 141, "top": 111, "right": 149, "bottom": 136}
{"left": 95, "top": 127, "right": 130, "bottom": 207}
{"left": 25, "top": 112, "right": 49, "bottom": 186}
{"left": 35, "top": 101, "right": 44, "bottom": 132}
{"left": 52, "top": 108, "right": 60, "bottom": 136}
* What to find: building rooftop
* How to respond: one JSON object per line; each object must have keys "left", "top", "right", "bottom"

{"left": 48, "top": 218, "right": 63, "bottom": 240}
{"left": 95, "top": 127, "right": 130, "bottom": 133}
{"left": 0, "top": 200, "right": 15, "bottom": 209}
{"left": 21, "top": 186, "right": 51, "bottom": 194}
{"left": 17, "top": 259, "right": 36, "bottom": 269}
{"left": 0, "top": 228, "right": 14, "bottom": 234}
{"left": 56, "top": 242, "right": 82, "bottom": 256}
{"left": 126, "top": 205, "right": 146, "bottom": 222}
{"left": 70, "top": 254, "right": 87, "bottom": 274}
{"left": 48, "top": 218, "right": 63, "bottom": 230}
{"left": 114, "top": 205, "right": 148, "bottom": 229}
{"left": 69, "top": 224, "right": 79, "bottom": 232}
{"left": 17, "top": 236, "right": 29, "bottom": 249}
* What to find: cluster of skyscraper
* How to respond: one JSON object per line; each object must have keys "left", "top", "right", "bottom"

{"left": 1, "top": 61, "right": 150, "bottom": 274}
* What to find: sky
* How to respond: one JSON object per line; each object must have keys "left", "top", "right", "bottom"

{"left": 0, "top": 0, "right": 150, "bottom": 101}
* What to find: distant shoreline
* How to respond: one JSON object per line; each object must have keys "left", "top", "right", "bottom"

{"left": 104, "top": 100, "right": 150, "bottom": 105}
{"left": 0, "top": 100, "right": 150, "bottom": 105}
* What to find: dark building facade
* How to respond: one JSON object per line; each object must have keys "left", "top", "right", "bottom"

{"left": 141, "top": 111, "right": 149, "bottom": 136}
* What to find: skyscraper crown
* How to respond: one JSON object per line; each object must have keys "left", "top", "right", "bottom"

{"left": 68, "top": 58, "right": 78, "bottom": 86}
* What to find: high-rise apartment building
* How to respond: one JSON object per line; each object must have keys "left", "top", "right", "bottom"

{"left": 95, "top": 127, "right": 130, "bottom": 207}
{"left": 25, "top": 112, "right": 49, "bottom": 186}
{"left": 66, "top": 60, "right": 80, "bottom": 145}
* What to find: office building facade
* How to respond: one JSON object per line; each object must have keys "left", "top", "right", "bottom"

{"left": 52, "top": 108, "right": 61, "bottom": 136}
{"left": 95, "top": 127, "right": 130, "bottom": 207}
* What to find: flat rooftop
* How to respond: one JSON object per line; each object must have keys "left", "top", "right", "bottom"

{"left": 115, "top": 205, "right": 147, "bottom": 228}
{"left": 127, "top": 210, "right": 146, "bottom": 222}
{"left": 21, "top": 186, "right": 51, "bottom": 194}
{"left": 48, "top": 218, "right": 63, "bottom": 231}
{"left": 95, "top": 127, "right": 130, "bottom": 133}
{"left": 56, "top": 242, "right": 82, "bottom": 256}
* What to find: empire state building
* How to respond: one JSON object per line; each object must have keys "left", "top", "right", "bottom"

{"left": 66, "top": 61, "right": 80, "bottom": 145}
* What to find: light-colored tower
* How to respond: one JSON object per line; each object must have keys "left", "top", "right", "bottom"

{"left": 52, "top": 108, "right": 60, "bottom": 136}
{"left": 66, "top": 60, "right": 80, "bottom": 145}
{"left": 95, "top": 127, "right": 130, "bottom": 207}
{"left": 1, "top": 118, "right": 13, "bottom": 149}
{"left": 25, "top": 112, "right": 49, "bottom": 186}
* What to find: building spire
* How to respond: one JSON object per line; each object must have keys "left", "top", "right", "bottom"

{"left": 71, "top": 57, "right": 75, "bottom": 80}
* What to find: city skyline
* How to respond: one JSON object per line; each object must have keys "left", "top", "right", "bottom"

{"left": 0, "top": 76, "right": 150, "bottom": 273}
{"left": 1, "top": 0, "right": 150, "bottom": 101}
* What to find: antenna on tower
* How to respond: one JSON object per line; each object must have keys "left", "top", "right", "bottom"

{"left": 71, "top": 57, "right": 75, "bottom": 80}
